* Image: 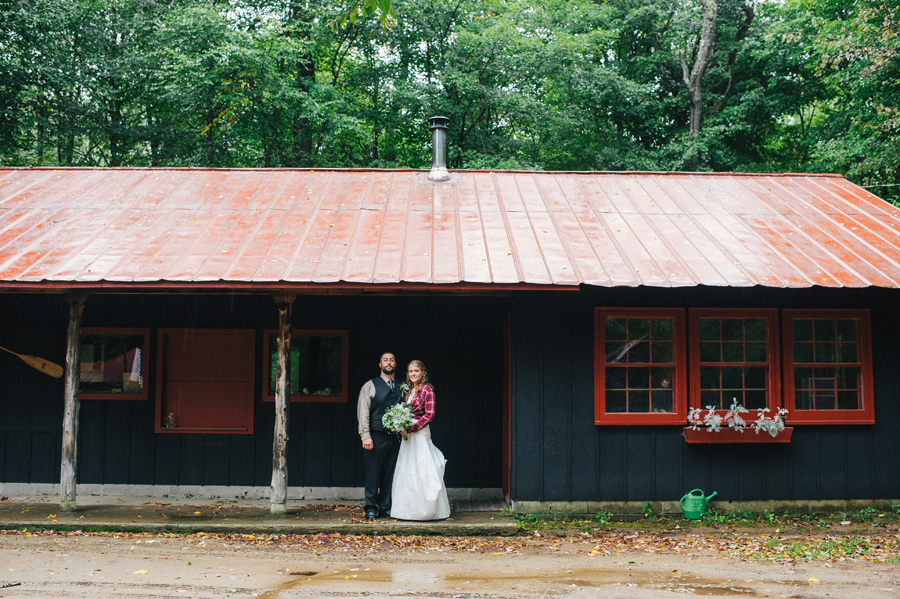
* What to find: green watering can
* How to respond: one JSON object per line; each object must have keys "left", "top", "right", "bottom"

{"left": 680, "top": 489, "right": 717, "bottom": 519}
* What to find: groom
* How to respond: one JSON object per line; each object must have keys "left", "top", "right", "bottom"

{"left": 357, "top": 352, "right": 403, "bottom": 520}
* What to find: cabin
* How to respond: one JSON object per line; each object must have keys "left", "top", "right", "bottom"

{"left": 1, "top": 153, "right": 899, "bottom": 513}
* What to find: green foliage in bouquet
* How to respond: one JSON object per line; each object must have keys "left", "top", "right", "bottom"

{"left": 382, "top": 402, "right": 414, "bottom": 433}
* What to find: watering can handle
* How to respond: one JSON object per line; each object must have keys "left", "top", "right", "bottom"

{"left": 679, "top": 495, "right": 686, "bottom": 509}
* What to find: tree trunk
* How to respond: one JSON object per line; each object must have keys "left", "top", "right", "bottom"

{"left": 680, "top": 0, "right": 718, "bottom": 135}
{"left": 60, "top": 293, "right": 88, "bottom": 511}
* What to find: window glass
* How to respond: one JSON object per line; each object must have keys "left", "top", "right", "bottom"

{"left": 790, "top": 318, "right": 861, "bottom": 414}
{"left": 695, "top": 317, "right": 771, "bottom": 411}
{"left": 602, "top": 316, "right": 676, "bottom": 414}
{"left": 80, "top": 332, "right": 146, "bottom": 396}
{"left": 268, "top": 334, "right": 344, "bottom": 397}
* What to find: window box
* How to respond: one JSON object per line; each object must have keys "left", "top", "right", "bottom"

{"left": 782, "top": 310, "right": 874, "bottom": 424}
{"left": 79, "top": 328, "right": 149, "bottom": 400}
{"left": 683, "top": 426, "right": 794, "bottom": 444}
{"left": 689, "top": 309, "right": 780, "bottom": 423}
{"left": 594, "top": 308, "right": 686, "bottom": 425}
{"left": 262, "top": 329, "right": 349, "bottom": 403}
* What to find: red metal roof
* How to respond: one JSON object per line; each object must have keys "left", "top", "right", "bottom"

{"left": 1, "top": 167, "right": 899, "bottom": 290}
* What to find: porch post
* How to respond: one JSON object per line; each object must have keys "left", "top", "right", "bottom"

{"left": 270, "top": 293, "right": 294, "bottom": 514}
{"left": 60, "top": 293, "right": 87, "bottom": 511}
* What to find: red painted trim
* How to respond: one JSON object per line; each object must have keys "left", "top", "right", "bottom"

{"left": 502, "top": 314, "right": 511, "bottom": 497}
{"left": 782, "top": 309, "right": 875, "bottom": 425}
{"left": 79, "top": 327, "right": 150, "bottom": 400}
{"left": 688, "top": 308, "right": 781, "bottom": 422}
{"left": 594, "top": 308, "right": 687, "bottom": 425}
{"left": 683, "top": 427, "right": 793, "bottom": 444}
{"left": 261, "top": 329, "right": 350, "bottom": 403}
{"left": 0, "top": 282, "right": 578, "bottom": 292}
{"left": 155, "top": 328, "right": 255, "bottom": 434}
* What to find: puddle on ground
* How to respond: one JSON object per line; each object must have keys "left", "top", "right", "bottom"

{"left": 260, "top": 566, "right": 761, "bottom": 598}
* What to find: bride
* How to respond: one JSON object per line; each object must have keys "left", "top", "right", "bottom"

{"left": 390, "top": 360, "right": 450, "bottom": 521}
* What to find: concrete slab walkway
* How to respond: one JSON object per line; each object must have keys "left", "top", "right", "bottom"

{"left": 0, "top": 495, "right": 517, "bottom": 536}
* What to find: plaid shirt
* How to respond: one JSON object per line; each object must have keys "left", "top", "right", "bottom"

{"left": 406, "top": 384, "right": 435, "bottom": 433}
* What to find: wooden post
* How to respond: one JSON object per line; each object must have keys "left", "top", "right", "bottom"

{"left": 270, "top": 294, "right": 294, "bottom": 514}
{"left": 60, "top": 293, "right": 87, "bottom": 511}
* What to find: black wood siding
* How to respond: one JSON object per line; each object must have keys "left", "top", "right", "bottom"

{"left": 510, "top": 286, "right": 900, "bottom": 502}
{"left": 0, "top": 294, "right": 507, "bottom": 489}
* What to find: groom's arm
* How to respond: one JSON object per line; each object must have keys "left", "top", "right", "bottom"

{"left": 357, "top": 380, "right": 375, "bottom": 450}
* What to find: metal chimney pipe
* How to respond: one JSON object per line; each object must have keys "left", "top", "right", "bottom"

{"left": 427, "top": 116, "right": 451, "bottom": 182}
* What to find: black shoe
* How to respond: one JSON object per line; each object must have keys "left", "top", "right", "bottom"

{"left": 377, "top": 508, "right": 390, "bottom": 518}
{"left": 365, "top": 510, "right": 376, "bottom": 521}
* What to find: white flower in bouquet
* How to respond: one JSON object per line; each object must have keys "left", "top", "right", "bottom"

{"left": 382, "top": 402, "right": 415, "bottom": 433}
{"left": 399, "top": 381, "right": 411, "bottom": 396}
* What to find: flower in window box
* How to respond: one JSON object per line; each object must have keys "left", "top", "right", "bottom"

{"left": 688, "top": 400, "right": 788, "bottom": 437}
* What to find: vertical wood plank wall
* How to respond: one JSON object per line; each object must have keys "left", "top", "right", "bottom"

{"left": 0, "top": 294, "right": 506, "bottom": 490}
{"left": 510, "top": 286, "right": 900, "bottom": 502}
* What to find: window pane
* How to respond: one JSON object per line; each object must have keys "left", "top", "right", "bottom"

{"left": 80, "top": 334, "right": 145, "bottom": 395}
{"left": 651, "top": 342, "right": 673, "bottom": 363}
{"left": 700, "top": 389, "right": 721, "bottom": 410}
{"left": 813, "top": 367, "right": 833, "bottom": 383}
{"left": 699, "top": 342, "right": 720, "bottom": 362}
{"left": 629, "top": 390, "right": 650, "bottom": 413}
{"left": 814, "top": 319, "right": 835, "bottom": 341}
{"left": 836, "top": 319, "right": 858, "bottom": 341}
{"left": 606, "top": 342, "right": 630, "bottom": 364}
{"left": 815, "top": 343, "right": 835, "bottom": 363}
{"left": 651, "top": 390, "right": 674, "bottom": 413}
{"left": 722, "top": 342, "right": 744, "bottom": 362}
{"left": 651, "top": 318, "right": 673, "bottom": 340}
{"left": 795, "top": 390, "right": 813, "bottom": 410}
{"left": 629, "top": 318, "right": 650, "bottom": 339}
{"left": 745, "top": 390, "right": 766, "bottom": 410}
{"left": 699, "top": 366, "right": 720, "bottom": 389}
{"left": 744, "top": 319, "right": 766, "bottom": 341}
{"left": 629, "top": 341, "right": 650, "bottom": 363}
{"left": 745, "top": 342, "right": 767, "bottom": 362}
{"left": 793, "top": 342, "right": 814, "bottom": 363}
{"left": 699, "top": 319, "right": 720, "bottom": 341}
{"left": 606, "top": 367, "right": 627, "bottom": 389}
{"left": 836, "top": 367, "right": 858, "bottom": 389}
{"left": 837, "top": 343, "right": 858, "bottom": 363}
{"left": 744, "top": 366, "right": 766, "bottom": 389}
{"left": 628, "top": 367, "right": 650, "bottom": 389}
{"left": 606, "top": 391, "right": 627, "bottom": 412}
{"left": 606, "top": 317, "right": 627, "bottom": 340}
{"left": 814, "top": 390, "right": 836, "bottom": 410}
{"left": 793, "top": 319, "right": 813, "bottom": 341}
{"left": 795, "top": 367, "right": 814, "bottom": 389}
{"left": 650, "top": 366, "right": 674, "bottom": 389}
{"left": 722, "top": 366, "right": 743, "bottom": 389}
{"left": 837, "top": 391, "right": 859, "bottom": 410}
{"left": 721, "top": 319, "right": 744, "bottom": 341}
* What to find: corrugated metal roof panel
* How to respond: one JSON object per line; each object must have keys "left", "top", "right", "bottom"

{"left": 1, "top": 167, "right": 898, "bottom": 289}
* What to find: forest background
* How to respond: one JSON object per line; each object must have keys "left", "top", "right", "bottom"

{"left": 1, "top": 0, "right": 898, "bottom": 205}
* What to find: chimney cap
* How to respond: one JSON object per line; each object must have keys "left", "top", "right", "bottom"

{"left": 428, "top": 116, "right": 450, "bottom": 130}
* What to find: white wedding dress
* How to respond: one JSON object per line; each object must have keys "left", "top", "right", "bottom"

{"left": 390, "top": 424, "right": 450, "bottom": 520}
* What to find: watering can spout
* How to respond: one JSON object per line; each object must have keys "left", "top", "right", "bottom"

{"left": 706, "top": 491, "right": 718, "bottom": 503}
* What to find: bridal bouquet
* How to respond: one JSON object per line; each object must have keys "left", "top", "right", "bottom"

{"left": 382, "top": 402, "right": 415, "bottom": 433}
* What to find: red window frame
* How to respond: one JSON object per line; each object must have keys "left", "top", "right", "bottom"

{"left": 79, "top": 327, "right": 150, "bottom": 400}
{"left": 155, "top": 329, "right": 255, "bottom": 434}
{"left": 261, "top": 329, "right": 349, "bottom": 403}
{"left": 689, "top": 309, "right": 781, "bottom": 423}
{"left": 782, "top": 309, "right": 874, "bottom": 424}
{"left": 594, "top": 308, "right": 686, "bottom": 425}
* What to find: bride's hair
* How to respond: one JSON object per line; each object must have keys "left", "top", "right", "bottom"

{"left": 405, "top": 360, "right": 431, "bottom": 391}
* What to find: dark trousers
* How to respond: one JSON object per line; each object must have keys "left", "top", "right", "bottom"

{"left": 364, "top": 429, "right": 400, "bottom": 514}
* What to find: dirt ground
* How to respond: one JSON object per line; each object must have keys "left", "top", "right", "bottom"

{"left": 0, "top": 529, "right": 898, "bottom": 598}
